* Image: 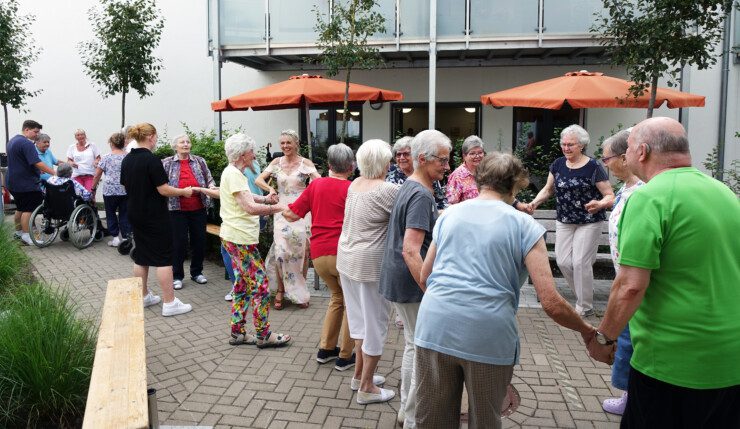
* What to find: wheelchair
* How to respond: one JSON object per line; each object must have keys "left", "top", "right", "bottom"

{"left": 28, "top": 180, "right": 102, "bottom": 249}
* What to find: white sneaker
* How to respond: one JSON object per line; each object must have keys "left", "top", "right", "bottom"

{"left": 162, "top": 298, "right": 192, "bottom": 316}
{"left": 357, "top": 387, "right": 395, "bottom": 405}
{"left": 108, "top": 236, "right": 121, "bottom": 247}
{"left": 143, "top": 292, "right": 161, "bottom": 308}
{"left": 21, "top": 234, "right": 34, "bottom": 246}
{"left": 225, "top": 292, "right": 233, "bottom": 301}
{"left": 350, "top": 375, "right": 386, "bottom": 391}
{"left": 173, "top": 279, "right": 183, "bottom": 290}
{"left": 192, "top": 274, "right": 208, "bottom": 284}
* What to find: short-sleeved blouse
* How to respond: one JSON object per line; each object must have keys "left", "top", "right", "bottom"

{"left": 98, "top": 153, "right": 127, "bottom": 196}
{"left": 336, "top": 182, "right": 399, "bottom": 283}
{"left": 445, "top": 163, "right": 479, "bottom": 204}
{"left": 66, "top": 142, "right": 100, "bottom": 176}
{"left": 607, "top": 180, "right": 643, "bottom": 269}
{"left": 550, "top": 157, "right": 609, "bottom": 224}
{"left": 386, "top": 164, "right": 448, "bottom": 210}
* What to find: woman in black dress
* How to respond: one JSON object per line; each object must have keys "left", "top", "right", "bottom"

{"left": 121, "top": 123, "right": 193, "bottom": 317}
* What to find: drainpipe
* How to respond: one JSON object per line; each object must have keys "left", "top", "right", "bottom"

{"left": 211, "top": 0, "right": 223, "bottom": 141}
{"left": 716, "top": 9, "right": 731, "bottom": 180}
{"left": 429, "top": 0, "right": 437, "bottom": 130}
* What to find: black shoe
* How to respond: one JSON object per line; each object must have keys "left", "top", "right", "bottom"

{"left": 316, "top": 347, "right": 340, "bottom": 364}
{"left": 334, "top": 353, "right": 356, "bottom": 371}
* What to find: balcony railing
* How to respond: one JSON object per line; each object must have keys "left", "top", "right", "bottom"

{"left": 218, "top": 0, "right": 607, "bottom": 48}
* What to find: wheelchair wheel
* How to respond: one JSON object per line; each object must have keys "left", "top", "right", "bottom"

{"left": 68, "top": 204, "right": 97, "bottom": 249}
{"left": 29, "top": 205, "right": 59, "bottom": 248}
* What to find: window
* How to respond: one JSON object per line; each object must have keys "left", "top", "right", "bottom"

{"left": 390, "top": 102, "right": 481, "bottom": 143}
{"left": 299, "top": 104, "right": 363, "bottom": 169}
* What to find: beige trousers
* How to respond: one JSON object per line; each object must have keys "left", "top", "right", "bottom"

{"left": 313, "top": 255, "right": 353, "bottom": 359}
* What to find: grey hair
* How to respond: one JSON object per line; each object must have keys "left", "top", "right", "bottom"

{"left": 74, "top": 129, "right": 86, "bottom": 136}
{"left": 411, "top": 129, "right": 452, "bottom": 169}
{"left": 560, "top": 124, "right": 590, "bottom": 148}
{"left": 57, "top": 162, "right": 73, "bottom": 178}
{"left": 603, "top": 130, "right": 630, "bottom": 156}
{"left": 280, "top": 129, "right": 300, "bottom": 145}
{"left": 631, "top": 120, "right": 689, "bottom": 154}
{"left": 170, "top": 133, "right": 189, "bottom": 150}
{"left": 36, "top": 133, "right": 51, "bottom": 142}
{"left": 461, "top": 135, "right": 484, "bottom": 156}
{"left": 327, "top": 143, "right": 355, "bottom": 174}
{"left": 356, "top": 139, "right": 392, "bottom": 179}
{"left": 224, "top": 133, "right": 256, "bottom": 162}
{"left": 392, "top": 136, "right": 413, "bottom": 157}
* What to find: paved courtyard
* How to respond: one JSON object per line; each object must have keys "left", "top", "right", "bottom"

{"left": 22, "top": 233, "right": 621, "bottom": 428}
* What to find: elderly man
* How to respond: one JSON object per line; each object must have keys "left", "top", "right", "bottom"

{"left": 380, "top": 129, "right": 451, "bottom": 428}
{"left": 7, "top": 120, "right": 56, "bottom": 245}
{"left": 587, "top": 117, "right": 740, "bottom": 427}
{"left": 36, "top": 133, "right": 63, "bottom": 181}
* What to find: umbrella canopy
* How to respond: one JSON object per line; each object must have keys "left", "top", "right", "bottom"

{"left": 211, "top": 74, "right": 403, "bottom": 111}
{"left": 480, "top": 71, "right": 705, "bottom": 110}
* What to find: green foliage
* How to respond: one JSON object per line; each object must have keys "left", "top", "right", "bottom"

{"left": 312, "top": 0, "right": 386, "bottom": 143}
{"left": 0, "top": 225, "right": 31, "bottom": 297}
{"left": 514, "top": 128, "right": 564, "bottom": 209}
{"left": 703, "top": 143, "right": 740, "bottom": 195}
{"left": 0, "top": 283, "right": 97, "bottom": 428}
{"left": 0, "top": 0, "right": 41, "bottom": 142}
{"left": 594, "top": 123, "right": 625, "bottom": 160}
{"left": 79, "top": 0, "right": 165, "bottom": 127}
{"left": 592, "top": 0, "right": 735, "bottom": 117}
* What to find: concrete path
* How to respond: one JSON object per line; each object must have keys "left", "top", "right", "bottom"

{"left": 22, "top": 236, "right": 621, "bottom": 428}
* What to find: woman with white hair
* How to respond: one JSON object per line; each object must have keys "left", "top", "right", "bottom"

{"left": 446, "top": 135, "right": 485, "bottom": 204}
{"left": 161, "top": 134, "right": 216, "bottom": 290}
{"left": 526, "top": 124, "right": 614, "bottom": 317}
{"left": 255, "top": 129, "right": 320, "bottom": 310}
{"left": 387, "top": 136, "right": 449, "bottom": 210}
{"left": 200, "top": 133, "right": 291, "bottom": 348}
{"left": 337, "top": 139, "right": 400, "bottom": 405}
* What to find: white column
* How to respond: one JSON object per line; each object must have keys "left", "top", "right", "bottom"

{"left": 429, "top": 0, "right": 437, "bottom": 130}
{"left": 211, "top": 0, "right": 222, "bottom": 140}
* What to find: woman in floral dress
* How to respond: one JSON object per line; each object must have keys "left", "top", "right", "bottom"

{"left": 256, "top": 129, "right": 320, "bottom": 309}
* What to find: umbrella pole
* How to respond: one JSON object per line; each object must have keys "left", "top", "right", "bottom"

{"left": 304, "top": 101, "right": 313, "bottom": 160}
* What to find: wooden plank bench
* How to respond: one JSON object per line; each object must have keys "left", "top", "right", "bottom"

{"left": 533, "top": 209, "right": 613, "bottom": 267}
{"left": 82, "top": 277, "right": 148, "bottom": 429}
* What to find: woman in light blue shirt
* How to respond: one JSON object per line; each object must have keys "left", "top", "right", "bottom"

{"left": 416, "top": 152, "right": 596, "bottom": 429}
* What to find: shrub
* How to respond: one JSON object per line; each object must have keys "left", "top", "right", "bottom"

{"left": 0, "top": 283, "right": 97, "bottom": 428}
{"left": 0, "top": 225, "right": 32, "bottom": 297}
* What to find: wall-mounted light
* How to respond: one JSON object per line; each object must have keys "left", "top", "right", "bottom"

{"left": 402, "top": 108, "right": 413, "bottom": 114}
{"left": 350, "top": 111, "right": 360, "bottom": 116}
{"left": 464, "top": 107, "right": 476, "bottom": 113}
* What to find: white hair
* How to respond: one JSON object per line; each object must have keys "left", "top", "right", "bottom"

{"left": 170, "top": 133, "right": 189, "bottom": 150}
{"left": 327, "top": 143, "right": 355, "bottom": 174}
{"left": 224, "top": 133, "right": 256, "bottom": 162}
{"left": 461, "top": 135, "right": 484, "bottom": 156}
{"left": 356, "top": 139, "right": 392, "bottom": 179}
{"left": 392, "top": 136, "right": 413, "bottom": 157}
{"left": 560, "top": 124, "right": 590, "bottom": 148}
{"left": 411, "top": 129, "right": 452, "bottom": 169}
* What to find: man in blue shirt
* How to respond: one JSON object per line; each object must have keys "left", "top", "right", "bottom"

{"left": 7, "top": 120, "right": 56, "bottom": 245}
{"left": 35, "top": 133, "right": 62, "bottom": 181}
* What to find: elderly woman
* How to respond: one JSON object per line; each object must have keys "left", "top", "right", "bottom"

{"left": 526, "top": 125, "right": 614, "bottom": 317}
{"left": 161, "top": 134, "right": 216, "bottom": 290}
{"left": 46, "top": 163, "right": 93, "bottom": 201}
{"left": 380, "top": 129, "right": 451, "bottom": 427}
{"left": 446, "top": 135, "right": 485, "bottom": 204}
{"left": 255, "top": 129, "right": 320, "bottom": 309}
{"left": 387, "top": 136, "right": 449, "bottom": 210}
{"left": 92, "top": 132, "right": 129, "bottom": 247}
{"left": 282, "top": 143, "right": 356, "bottom": 370}
{"left": 200, "top": 133, "right": 290, "bottom": 348}
{"left": 66, "top": 129, "right": 101, "bottom": 192}
{"left": 337, "top": 139, "right": 400, "bottom": 405}
{"left": 120, "top": 123, "right": 192, "bottom": 317}
{"left": 416, "top": 152, "right": 596, "bottom": 429}
{"left": 599, "top": 130, "right": 644, "bottom": 415}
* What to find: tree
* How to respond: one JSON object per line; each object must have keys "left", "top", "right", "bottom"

{"left": 313, "top": 0, "right": 385, "bottom": 143}
{"left": 0, "top": 0, "right": 41, "bottom": 144}
{"left": 593, "top": 0, "right": 735, "bottom": 118}
{"left": 79, "top": 0, "right": 164, "bottom": 128}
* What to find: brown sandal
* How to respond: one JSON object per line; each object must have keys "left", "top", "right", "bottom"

{"left": 274, "top": 290, "right": 284, "bottom": 310}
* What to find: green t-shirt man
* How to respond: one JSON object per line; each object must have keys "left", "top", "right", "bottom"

{"left": 617, "top": 167, "right": 740, "bottom": 389}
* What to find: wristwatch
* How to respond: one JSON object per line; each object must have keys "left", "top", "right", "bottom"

{"left": 595, "top": 330, "right": 615, "bottom": 346}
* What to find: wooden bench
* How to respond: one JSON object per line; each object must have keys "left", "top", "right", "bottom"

{"left": 82, "top": 277, "right": 148, "bottom": 429}
{"left": 533, "top": 210, "right": 612, "bottom": 267}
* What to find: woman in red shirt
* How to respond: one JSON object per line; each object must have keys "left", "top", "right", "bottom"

{"left": 283, "top": 143, "right": 356, "bottom": 371}
{"left": 162, "top": 134, "right": 216, "bottom": 290}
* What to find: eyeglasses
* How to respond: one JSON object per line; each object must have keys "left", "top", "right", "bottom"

{"left": 601, "top": 154, "right": 619, "bottom": 163}
{"left": 429, "top": 154, "right": 450, "bottom": 165}
{"left": 395, "top": 151, "right": 411, "bottom": 158}
{"left": 560, "top": 143, "right": 578, "bottom": 148}
{"left": 467, "top": 151, "right": 485, "bottom": 158}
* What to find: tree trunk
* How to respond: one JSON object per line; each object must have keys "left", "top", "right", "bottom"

{"left": 3, "top": 104, "right": 8, "bottom": 145}
{"left": 341, "top": 71, "right": 351, "bottom": 144}
{"left": 121, "top": 90, "right": 127, "bottom": 128}
{"left": 647, "top": 74, "right": 659, "bottom": 118}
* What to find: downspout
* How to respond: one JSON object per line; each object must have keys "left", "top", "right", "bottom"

{"left": 717, "top": 9, "right": 731, "bottom": 180}
{"left": 211, "top": 0, "right": 223, "bottom": 141}
{"left": 429, "top": 0, "right": 437, "bottom": 130}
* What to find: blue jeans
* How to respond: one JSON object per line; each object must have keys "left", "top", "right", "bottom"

{"left": 103, "top": 195, "right": 130, "bottom": 237}
{"left": 221, "top": 244, "right": 235, "bottom": 283}
{"left": 611, "top": 324, "right": 633, "bottom": 391}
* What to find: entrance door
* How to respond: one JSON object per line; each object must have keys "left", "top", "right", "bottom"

{"left": 391, "top": 103, "right": 481, "bottom": 142}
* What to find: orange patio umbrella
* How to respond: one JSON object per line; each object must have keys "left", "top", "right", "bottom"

{"left": 480, "top": 70, "right": 705, "bottom": 110}
{"left": 212, "top": 74, "right": 403, "bottom": 156}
